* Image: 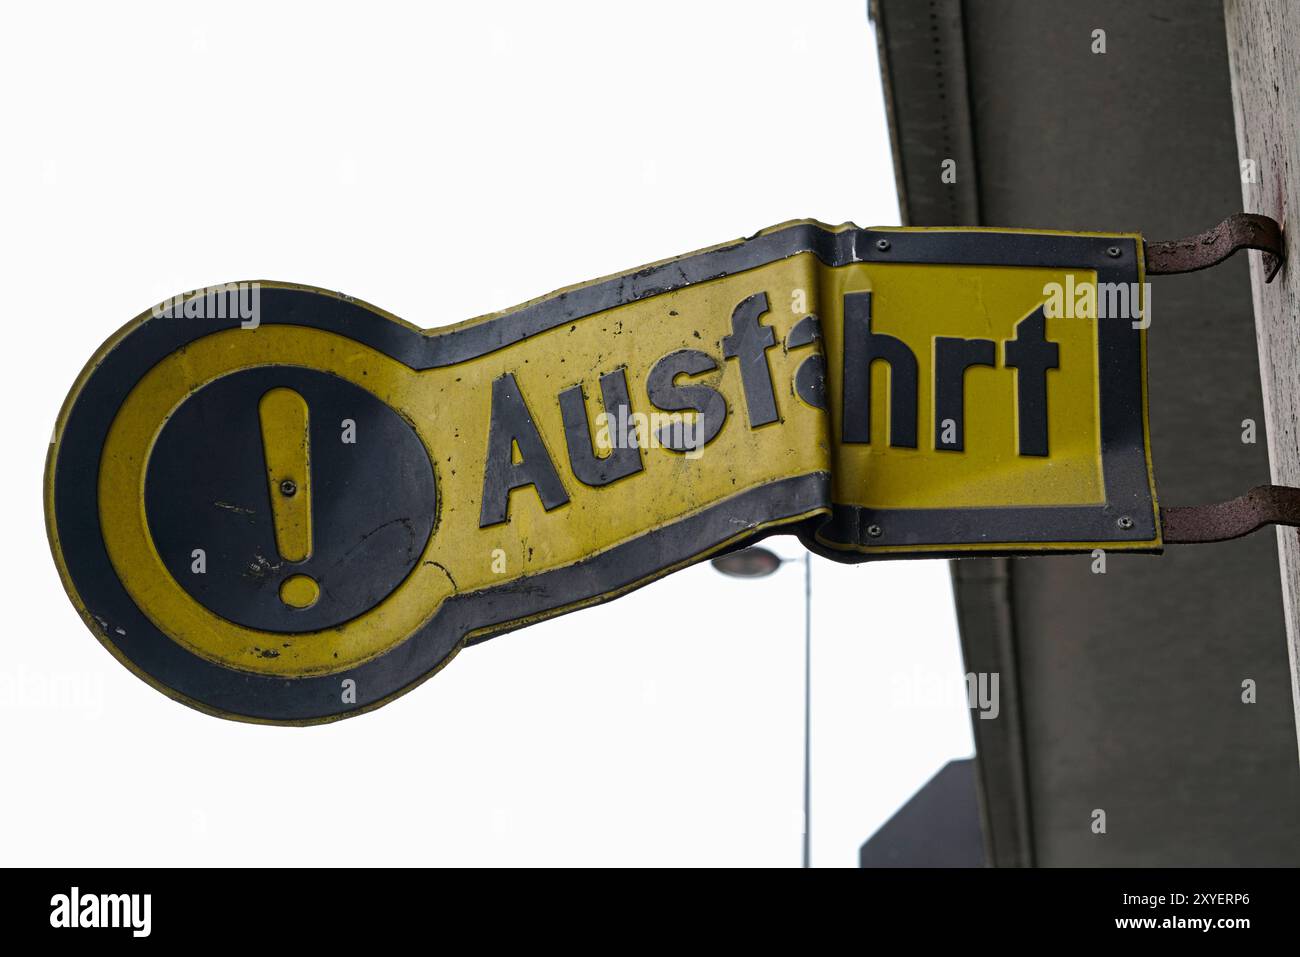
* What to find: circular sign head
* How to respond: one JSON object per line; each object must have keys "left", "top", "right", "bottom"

{"left": 46, "top": 285, "right": 467, "bottom": 724}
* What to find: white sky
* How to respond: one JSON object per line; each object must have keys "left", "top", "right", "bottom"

{"left": 3, "top": 0, "right": 973, "bottom": 867}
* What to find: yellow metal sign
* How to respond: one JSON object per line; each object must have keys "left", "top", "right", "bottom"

{"left": 45, "top": 221, "right": 1157, "bottom": 722}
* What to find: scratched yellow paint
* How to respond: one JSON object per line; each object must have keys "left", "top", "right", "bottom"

{"left": 258, "top": 387, "right": 313, "bottom": 562}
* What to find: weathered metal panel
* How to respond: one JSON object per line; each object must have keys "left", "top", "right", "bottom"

{"left": 47, "top": 222, "right": 1163, "bottom": 722}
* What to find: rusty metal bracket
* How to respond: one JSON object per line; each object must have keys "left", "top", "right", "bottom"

{"left": 1145, "top": 212, "right": 1285, "bottom": 283}
{"left": 1161, "top": 485, "right": 1300, "bottom": 544}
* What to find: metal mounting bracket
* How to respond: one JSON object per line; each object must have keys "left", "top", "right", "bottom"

{"left": 1161, "top": 485, "right": 1300, "bottom": 544}
{"left": 1145, "top": 212, "right": 1285, "bottom": 283}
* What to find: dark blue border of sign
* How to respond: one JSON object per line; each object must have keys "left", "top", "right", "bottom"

{"left": 49, "top": 224, "right": 1153, "bottom": 722}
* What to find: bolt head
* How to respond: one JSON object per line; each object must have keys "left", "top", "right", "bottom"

{"left": 867, "top": 523, "right": 883, "bottom": 538}
{"left": 279, "top": 479, "right": 297, "bottom": 497}
{"left": 1106, "top": 245, "right": 1122, "bottom": 258}
{"left": 875, "top": 239, "right": 891, "bottom": 252}
{"left": 1117, "top": 515, "right": 1133, "bottom": 529}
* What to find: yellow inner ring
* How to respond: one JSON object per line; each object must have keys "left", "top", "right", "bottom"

{"left": 99, "top": 325, "right": 452, "bottom": 677}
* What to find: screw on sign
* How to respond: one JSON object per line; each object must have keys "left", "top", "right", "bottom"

{"left": 44, "top": 215, "right": 1300, "bottom": 723}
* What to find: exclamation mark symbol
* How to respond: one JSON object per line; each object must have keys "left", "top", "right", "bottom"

{"left": 259, "top": 388, "right": 319, "bottom": 609}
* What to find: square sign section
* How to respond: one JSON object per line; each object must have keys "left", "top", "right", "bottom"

{"left": 813, "top": 228, "right": 1156, "bottom": 556}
